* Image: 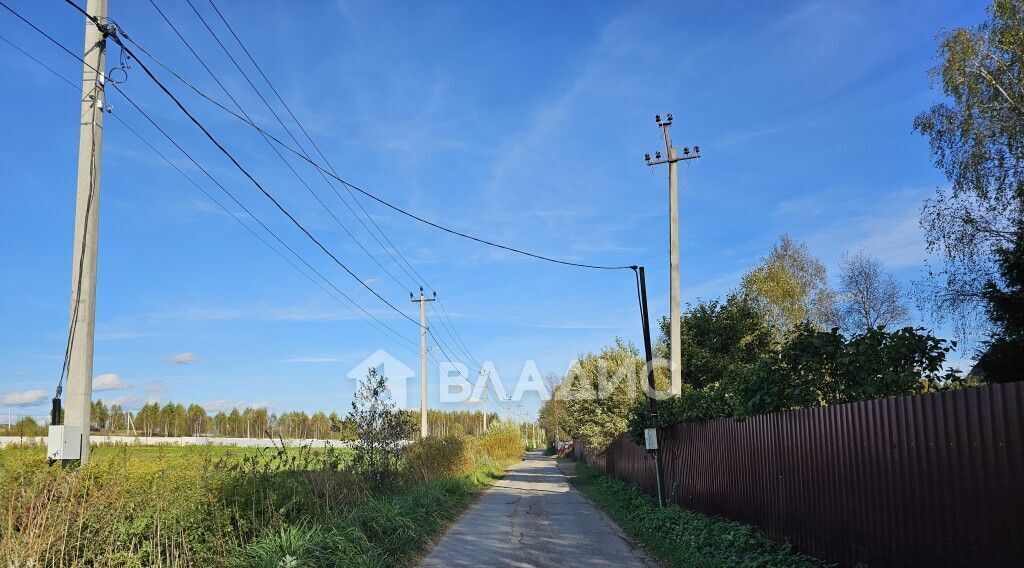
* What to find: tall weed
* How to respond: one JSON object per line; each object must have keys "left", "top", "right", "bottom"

{"left": 476, "top": 422, "right": 526, "bottom": 463}
{"left": 405, "top": 435, "right": 476, "bottom": 480}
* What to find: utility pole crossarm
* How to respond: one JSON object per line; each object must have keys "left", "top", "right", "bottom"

{"left": 643, "top": 114, "right": 701, "bottom": 166}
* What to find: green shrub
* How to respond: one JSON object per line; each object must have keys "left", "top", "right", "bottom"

{"left": 405, "top": 435, "right": 477, "bottom": 480}
{"left": 572, "top": 463, "right": 823, "bottom": 567}
{"left": 628, "top": 324, "right": 967, "bottom": 442}
{"left": 475, "top": 422, "right": 525, "bottom": 464}
{"left": 232, "top": 521, "right": 386, "bottom": 568}
{"left": 232, "top": 523, "right": 336, "bottom": 568}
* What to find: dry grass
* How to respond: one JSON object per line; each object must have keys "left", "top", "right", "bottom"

{"left": 475, "top": 422, "right": 526, "bottom": 464}
{"left": 0, "top": 432, "right": 518, "bottom": 567}
{"left": 405, "top": 435, "right": 477, "bottom": 480}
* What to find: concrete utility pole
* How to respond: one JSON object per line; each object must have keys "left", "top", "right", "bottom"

{"left": 64, "top": 0, "right": 109, "bottom": 465}
{"left": 411, "top": 287, "right": 436, "bottom": 438}
{"left": 482, "top": 371, "right": 489, "bottom": 431}
{"left": 645, "top": 114, "right": 700, "bottom": 397}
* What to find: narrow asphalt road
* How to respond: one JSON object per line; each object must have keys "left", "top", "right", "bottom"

{"left": 419, "top": 451, "right": 653, "bottom": 567}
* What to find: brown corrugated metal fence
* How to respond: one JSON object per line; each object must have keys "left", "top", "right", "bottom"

{"left": 575, "top": 381, "right": 1024, "bottom": 567}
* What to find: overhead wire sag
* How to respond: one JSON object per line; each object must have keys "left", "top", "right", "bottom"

{"left": 183, "top": 0, "right": 503, "bottom": 401}
{"left": 0, "top": 11, "right": 421, "bottom": 354}
{"left": 144, "top": 0, "right": 415, "bottom": 297}
{"left": 69, "top": 0, "right": 634, "bottom": 272}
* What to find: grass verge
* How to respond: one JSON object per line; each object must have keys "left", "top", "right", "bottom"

{"left": 233, "top": 464, "right": 504, "bottom": 567}
{"left": 0, "top": 444, "right": 507, "bottom": 567}
{"left": 569, "top": 462, "right": 825, "bottom": 568}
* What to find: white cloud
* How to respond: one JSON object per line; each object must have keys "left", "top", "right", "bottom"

{"left": 161, "top": 305, "right": 368, "bottom": 323}
{"left": 105, "top": 394, "right": 162, "bottom": 410}
{"left": 773, "top": 186, "right": 930, "bottom": 268}
{"left": 278, "top": 354, "right": 362, "bottom": 366}
{"left": 684, "top": 269, "right": 748, "bottom": 302}
{"left": 96, "top": 330, "right": 152, "bottom": 340}
{"left": 280, "top": 356, "right": 348, "bottom": 364}
{"left": 845, "top": 213, "right": 924, "bottom": 268}
{"left": 144, "top": 381, "right": 169, "bottom": 394}
{"left": 93, "top": 373, "right": 130, "bottom": 391}
{"left": 169, "top": 352, "right": 197, "bottom": 365}
{"left": 203, "top": 399, "right": 268, "bottom": 413}
{"left": 0, "top": 389, "right": 47, "bottom": 406}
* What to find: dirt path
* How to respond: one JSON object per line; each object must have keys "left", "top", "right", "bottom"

{"left": 419, "top": 451, "right": 653, "bottom": 567}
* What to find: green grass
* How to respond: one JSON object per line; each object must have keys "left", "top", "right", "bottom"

{"left": 233, "top": 464, "right": 504, "bottom": 567}
{"left": 0, "top": 442, "right": 345, "bottom": 462}
{"left": 0, "top": 442, "right": 505, "bottom": 567}
{"left": 570, "top": 462, "right": 826, "bottom": 568}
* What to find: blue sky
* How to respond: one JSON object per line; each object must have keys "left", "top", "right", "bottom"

{"left": 0, "top": 0, "right": 988, "bottom": 423}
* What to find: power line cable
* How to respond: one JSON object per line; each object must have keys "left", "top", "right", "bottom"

{"left": 69, "top": 2, "right": 634, "bottom": 272}
{"left": 191, "top": 0, "right": 430, "bottom": 294}
{"left": 136, "top": 0, "right": 495, "bottom": 389}
{"left": 58, "top": 1, "right": 423, "bottom": 328}
{"left": 425, "top": 326, "right": 473, "bottom": 373}
{"left": 0, "top": 17, "right": 420, "bottom": 355}
{"left": 429, "top": 301, "right": 484, "bottom": 370}
{"left": 0, "top": 33, "right": 76, "bottom": 89}
{"left": 0, "top": 35, "right": 90, "bottom": 401}
{"left": 5, "top": 3, "right": 473, "bottom": 392}
{"left": 205, "top": 0, "right": 436, "bottom": 289}
{"left": 38, "top": 2, "right": 639, "bottom": 421}
{"left": 111, "top": 19, "right": 635, "bottom": 376}
{"left": 55, "top": 82, "right": 97, "bottom": 400}
{"left": 102, "top": 21, "right": 623, "bottom": 407}
{"left": 144, "top": 0, "right": 414, "bottom": 297}
{"left": 116, "top": 113, "right": 421, "bottom": 353}
{"left": 197, "top": 0, "right": 513, "bottom": 377}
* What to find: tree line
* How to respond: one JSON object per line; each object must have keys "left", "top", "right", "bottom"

{"left": 87, "top": 400, "right": 496, "bottom": 440}
{"left": 543, "top": 234, "right": 975, "bottom": 453}
{"left": 1, "top": 417, "right": 47, "bottom": 438}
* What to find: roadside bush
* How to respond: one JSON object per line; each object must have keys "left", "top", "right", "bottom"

{"left": 628, "top": 324, "right": 968, "bottom": 443}
{"left": 343, "top": 474, "right": 496, "bottom": 566}
{"left": 475, "top": 422, "right": 525, "bottom": 463}
{"left": 216, "top": 445, "right": 366, "bottom": 539}
{"left": 0, "top": 444, "right": 364, "bottom": 567}
{"left": 348, "top": 368, "right": 414, "bottom": 490}
{"left": 405, "top": 435, "right": 476, "bottom": 481}
{"left": 561, "top": 339, "right": 647, "bottom": 455}
{"left": 573, "top": 463, "right": 823, "bottom": 567}
{"left": 231, "top": 523, "right": 341, "bottom": 568}
{"left": 628, "top": 381, "right": 735, "bottom": 444}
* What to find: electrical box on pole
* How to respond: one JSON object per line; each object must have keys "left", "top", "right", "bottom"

{"left": 644, "top": 428, "right": 658, "bottom": 451}
{"left": 46, "top": 425, "right": 82, "bottom": 461}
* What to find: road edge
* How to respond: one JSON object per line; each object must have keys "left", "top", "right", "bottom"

{"left": 554, "top": 456, "right": 661, "bottom": 568}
